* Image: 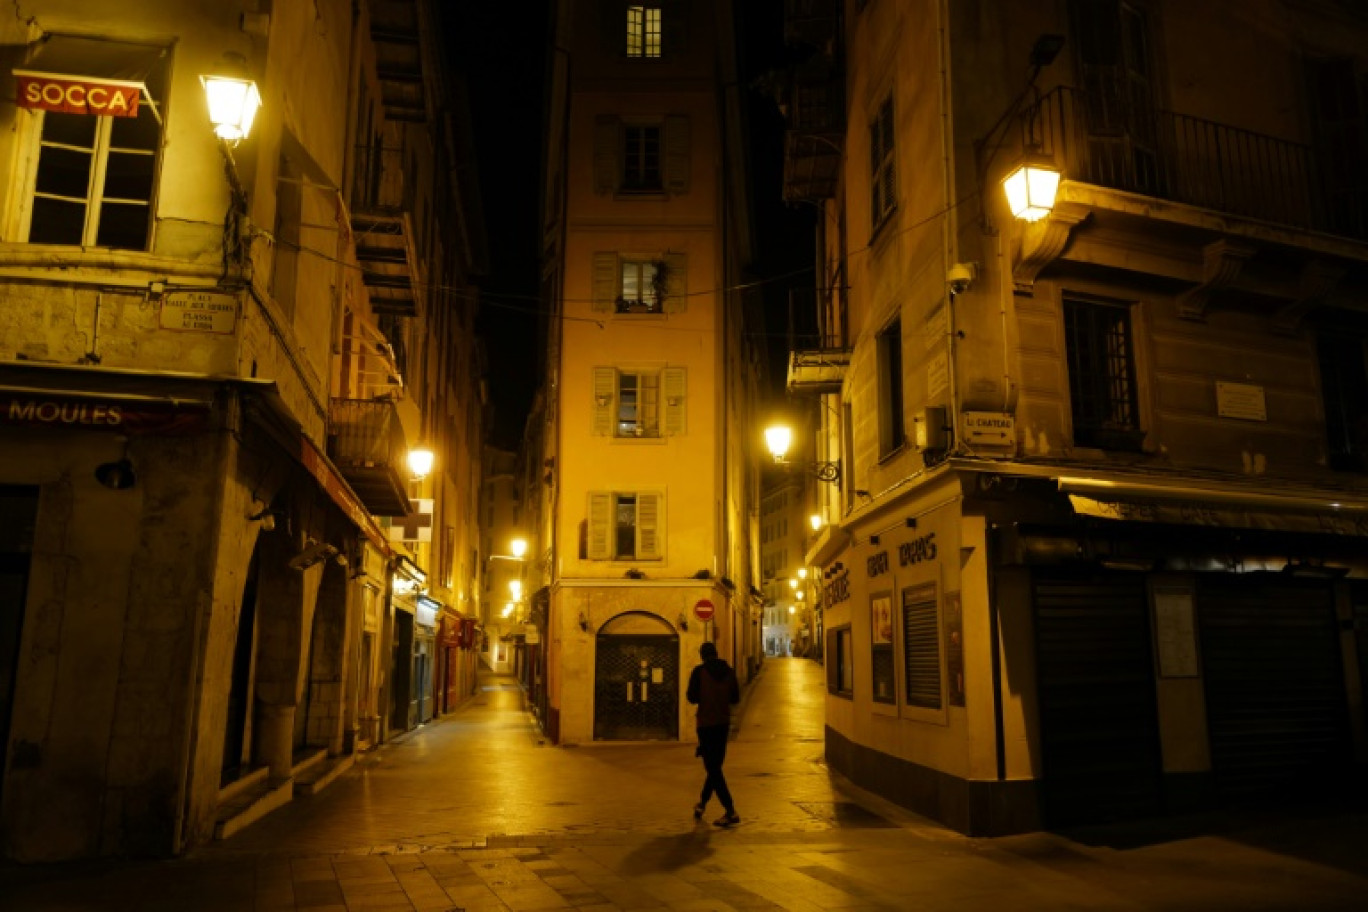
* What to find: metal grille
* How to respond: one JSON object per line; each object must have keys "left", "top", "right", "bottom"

{"left": 593, "top": 634, "right": 679, "bottom": 741}
{"left": 901, "top": 583, "right": 940, "bottom": 709}
{"left": 1065, "top": 298, "right": 1140, "bottom": 450}
{"left": 1033, "top": 572, "right": 1161, "bottom": 826}
{"left": 1198, "top": 576, "right": 1351, "bottom": 802}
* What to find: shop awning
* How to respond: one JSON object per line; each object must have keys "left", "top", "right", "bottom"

{"left": 1061, "top": 476, "right": 1368, "bottom": 536}
{"left": 14, "top": 34, "right": 166, "bottom": 123}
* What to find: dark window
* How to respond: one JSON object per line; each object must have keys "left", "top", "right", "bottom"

{"left": 1065, "top": 297, "right": 1143, "bottom": 450}
{"left": 902, "top": 583, "right": 941, "bottom": 710}
{"left": 1316, "top": 331, "right": 1368, "bottom": 472}
{"left": 623, "top": 124, "right": 662, "bottom": 191}
{"left": 828, "top": 626, "right": 853, "bottom": 697}
{"left": 870, "top": 97, "right": 896, "bottom": 230}
{"left": 1305, "top": 57, "right": 1368, "bottom": 239}
{"left": 615, "top": 494, "right": 637, "bottom": 558}
{"left": 877, "top": 319, "right": 904, "bottom": 456}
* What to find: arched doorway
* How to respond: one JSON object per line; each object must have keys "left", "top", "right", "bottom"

{"left": 593, "top": 612, "right": 679, "bottom": 741}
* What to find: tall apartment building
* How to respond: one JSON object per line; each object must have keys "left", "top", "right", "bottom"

{"left": 782, "top": 0, "right": 1368, "bottom": 835}
{"left": 0, "top": 0, "right": 486, "bottom": 859}
{"left": 532, "top": 0, "right": 765, "bottom": 744}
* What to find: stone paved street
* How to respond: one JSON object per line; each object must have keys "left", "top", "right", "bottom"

{"left": 2, "top": 657, "right": 1366, "bottom": 911}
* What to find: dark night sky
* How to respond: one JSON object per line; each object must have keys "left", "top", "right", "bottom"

{"left": 447, "top": 1, "right": 813, "bottom": 449}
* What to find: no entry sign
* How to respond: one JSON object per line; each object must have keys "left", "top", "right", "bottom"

{"left": 693, "top": 599, "right": 715, "bottom": 622}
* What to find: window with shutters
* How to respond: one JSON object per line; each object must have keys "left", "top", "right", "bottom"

{"left": 594, "top": 115, "right": 690, "bottom": 196}
{"left": 869, "top": 95, "right": 896, "bottom": 232}
{"left": 626, "top": 5, "right": 662, "bottom": 58}
{"left": 592, "top": 251, "right": 687, "bottom": 314}
{"left": 587, "top": 491, "right": 663, "bottom": 561}
{"left": 22, "top": 48, "right": 165, "bottom": 250}
{"left": 592, "top": 365, "right": 686, "bottom": 438}
{"left": 901, "top": 583, "right": 941, "bottom": 710}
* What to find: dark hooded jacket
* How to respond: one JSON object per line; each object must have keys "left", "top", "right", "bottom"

{"left": 687, "top": 651, "right": 739, "bottom": 728}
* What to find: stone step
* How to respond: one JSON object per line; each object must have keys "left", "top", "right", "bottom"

{"left": 213, "top": 775, "right": 293, "bottom": 841}
{"left": 293, "top": 753, "right": 356, "bottom": 797}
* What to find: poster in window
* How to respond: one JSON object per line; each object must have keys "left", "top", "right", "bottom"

{"left": 943, "top": 590, "right": 965, "bottom": 707}
{"left": 871, "top": 594, "right": 893, "bottom": 644}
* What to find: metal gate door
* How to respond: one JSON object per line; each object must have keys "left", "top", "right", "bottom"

{"left": 1198, "top": 576, "right": 1350, "bottom": 803}
{"left": 1033, "top": 571, "right": 1162, "bottom": 827}
{"left": 594, "top": 634, "right": 679, "bottom": 741}
{"left": 0, "top": 487, "right": 39, "bottom": 812}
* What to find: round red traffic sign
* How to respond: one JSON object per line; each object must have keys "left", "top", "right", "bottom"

{"left": 693, "top": 598, "right": 715, "bottom": 622}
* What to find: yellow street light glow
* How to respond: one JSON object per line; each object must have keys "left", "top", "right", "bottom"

{"left": 1003, "top": 156, "right": 1061, "bottom": 221}
{"left": 407, "top": 447, "right": 435, "bottom": 479}
{"left": 201, "top": 72, "right": 261, "bottom": 145}
{"left": 510, "top": 537, "right": 528, "bottom": 558}
{"left": 508, "top": 579, "right": 522, "bottom": 600}
{"left": 809, "top": 514, "right": 823, "bottom": 531}
{"left": 763, "top": 424, "right": 792, "bottom": 461}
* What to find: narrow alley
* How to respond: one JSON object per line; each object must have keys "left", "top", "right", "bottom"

{"left": 3, "top": 657, "right": 1367, "bottom": 911}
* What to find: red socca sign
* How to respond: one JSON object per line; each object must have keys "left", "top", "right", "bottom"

{"left": 693, "top": 599, "right": 715, "bottom": 622}
{"left": 16, "top": 74, "right": 141, "bottom": 118}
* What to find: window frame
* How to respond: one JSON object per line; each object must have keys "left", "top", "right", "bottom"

{"left": 876, "top": 318, "right": 905, "bottom": 458}
{"left": 827, "top": 625, "right": 854, "bottom": 698}
{"left": 869, "top": 95, "right": 897, "bottom": 233}
{"left": 625, "top": 4, "right": 663, "bottom": 59}
{"left": 592, "top": 365, "right": 685, "bottom": 439}
{"left": 22, "top": 94, "right": 163, "bottom": 251}
{"left": 1063, "top": 294, "right": 1145, "bottom": 451}
{"left": 587, "top": 490, "right": 664, "bottom": 562}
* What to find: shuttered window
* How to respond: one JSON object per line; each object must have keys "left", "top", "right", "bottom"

{"left": 592, "top": 366, "right": 686, "bottom": 438}
{"left": 870, "top": 96, "right": 896, "bottom": 230}
{"left": 901, "top": 583, "right": 941, "bottom": 709}
{"left": 587, "top": 491, "right": 664, "bottom": 561}
{"left": 827, "top": 626, "right": 853, "bottom": 697}
{"left": 591, "top": 251, "right": 687, "bottom": 314}
{"left": 593, "top": 116, "right": 690, "bottom": 195}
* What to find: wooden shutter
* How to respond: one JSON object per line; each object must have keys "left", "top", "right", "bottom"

{"left": 592, "top": 252, "right": 619, "bottom": 312}
{"left": 664, "top": 115, "right": 690, "bottom": 193}
{"left": 662, "top": 1, "right": 688, "bottom": 57}
{"left": 662, "top": 367, "right": 686, "bottom": 436}
{"left": 592, "top": 367, "right": 616, "bottom": 435}
{"left": 662, "top": 251, "right": 687, "bottom": 313}
{"left": 587, "top": 492, "right": 612, "bottom": 559}
{"left": 594, "top": 116, "right": 620, "bottom": 194}
{"left": 636, "top": 492, "right": 662, "bottom": 559}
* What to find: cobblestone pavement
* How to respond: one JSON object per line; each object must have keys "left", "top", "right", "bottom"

{"left": 3, "top": 657, "right": 1367, "bottom": 911}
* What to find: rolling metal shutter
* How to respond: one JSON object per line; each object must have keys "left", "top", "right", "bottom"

{"left": 1197, "top": 576, "right": 1351, "bottom": 802}
{"left": 1033, "top": 572, "right": 1162, "bottom": 826}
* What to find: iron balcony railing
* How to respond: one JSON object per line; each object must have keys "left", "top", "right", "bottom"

{"left": 327, "top": 397, "right": 410, "bottom": 516}
{"left": 352, "top": 140, "right": 409, "bottom": 213}
{"left": 1021, "top": 85, "right": 1368, "bottom": 241}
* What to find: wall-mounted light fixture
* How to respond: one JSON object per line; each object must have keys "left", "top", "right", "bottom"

{"left": 677, "top": 612, "right": 689, "bottom": 632}
{"left": 407, "top": 447, "right": 435, "bottom": 480}
{"left": 94, "top": 458, "right": 136, "bottom": 490}
{"left": 1002, "top": 152, "right": 1061, "bottom": 222}
{"left": 578, "top": 611, "right": 590, "bottom": 632}
{"left": 201, "top": 54, "right": 261, "bottom": 146}
{"left": 763, "top": 423, "right": 840, "bottom": 484}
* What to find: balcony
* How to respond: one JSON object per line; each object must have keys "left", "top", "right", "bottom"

{"left": 1022, "top": 86, "right": 1368, "bottom": 242}
{"left": 369, "top": 0, "right": 426, "bottom": 123}
{"left": 328, "top": 398, "right": 411, "bottom": 517}
{"left": 782, "top": 55, "right": 844, "bottom": 203}
{"left": 351, "top": 140, "right": 417, "bottom": 316}
{"left": 785, "top": 290, "right": 850, "bottom": 396}
{"left": 784, "top": 0, "right": 840, "bottom": 51}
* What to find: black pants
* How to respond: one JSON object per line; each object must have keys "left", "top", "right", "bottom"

{"left": 696, "top": 723, "right": 733, "bottom": 812}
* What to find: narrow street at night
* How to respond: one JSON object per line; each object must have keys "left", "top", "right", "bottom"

{"left": 3, "top": 658, "right": 1365, "bottom": 911}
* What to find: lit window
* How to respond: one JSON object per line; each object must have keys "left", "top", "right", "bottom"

{"left": 619, "top": 259, "right": 661, "bottom": 312}
{"left": 626, "top": 5, "right": 662, "bottom": 58}
{"left": 617, "top": 371, "right": 660, "bottom": 437}
{"left": 588, "top": 491, "right": 663, "bottom": 560}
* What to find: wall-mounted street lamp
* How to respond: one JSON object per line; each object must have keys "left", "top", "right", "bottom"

{"left": 201, "top": 55, "right": 261, "bottom": 147}
{"left": 1002, "top": 152, "right": 1061, "bottom": 222}
{"left": 763, "top": 423, "right": 840, "bottom": 484}
{"left": 509, "top": 537, "right": 528, "bottom": 559}
{"left": 407, "top": 447, "right": 435, "bottom": 480}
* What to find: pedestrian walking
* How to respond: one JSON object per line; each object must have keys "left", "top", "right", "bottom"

{"left": 686, "top": 640, "right": 740, "bottom": 827}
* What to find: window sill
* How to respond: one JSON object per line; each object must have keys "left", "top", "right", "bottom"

{"left": 614, "top": 190, "right": 669, "bottom": 202}
{"left": 0, "top": 242, "right": 224, "bottom": 280}
{"left": 869, "top": 207, "right": 898, "bottom": 249}
{"left": 828, "top": 689, "right": 854, "bottom": 700}
{"left": 877, "top": 440, "right": 909, "bottom": 466}
{"left": 611, "top": 434, "right": 666, "bottom": 445}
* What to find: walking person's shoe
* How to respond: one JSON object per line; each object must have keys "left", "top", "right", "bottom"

{"left": 713, "top": 810, "right": 740, "bottom": 828}
{"left": 693, "top": 802, "right": 705, "bottom": 821}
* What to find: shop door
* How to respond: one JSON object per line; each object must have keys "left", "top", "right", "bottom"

{"left": 1198, "top": 576, "right": 1351, "bottom": 803}
{"left": 222, "top": 552, "right": 260, "bottom": 783}
{"left": 390, "top": 612, "right": 414, "bottom": 733}
{"left": 1033, "top": 571, "right": 1162, "bottom": 827}
{"left": 594, "top": 634, "right": 679, "bottom": 741}
{"left": 414, "top": 634, "right": 433, "bottom": 724}
{"left": 0, "top": 487, "right": 39, "bottom": 808}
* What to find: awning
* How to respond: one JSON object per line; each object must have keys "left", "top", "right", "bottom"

{"left": 14, "top": 34, "right": 166, "bottom": 123}
{"left": 1062, "top": 475, "right": 1368, "bottom": 537}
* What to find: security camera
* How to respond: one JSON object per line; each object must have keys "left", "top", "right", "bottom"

{"left": 947, "top": 262, "right": 976, "bottom": 295}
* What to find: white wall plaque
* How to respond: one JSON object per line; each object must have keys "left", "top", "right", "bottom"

{"left": 927, "top": 352, "right": 949, "bottom": 397}
{"left": 1154, "top": 588, "right": 1199, "bottom": 678}
{"left": 963, "top": 411, "right": 1016, "bottom": 445}
{"left": 160, "top": 291, "right": 238, "bottom": 334}
{"left": 1215, "top": 381, "right": 1266, "bottom": 421}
